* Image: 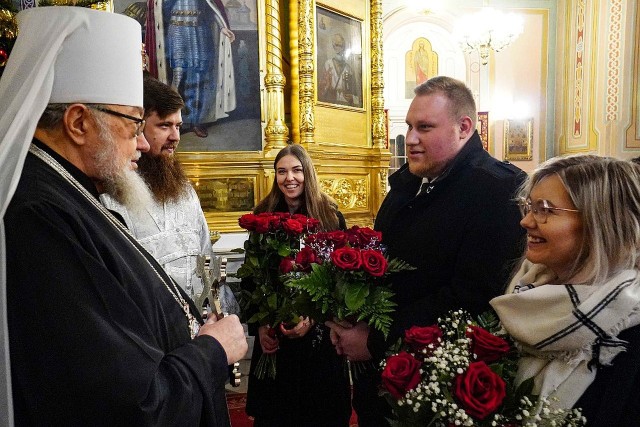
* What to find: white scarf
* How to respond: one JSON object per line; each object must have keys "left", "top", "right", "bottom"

{"left": 490, "top": 261, "right": 640, "bottom": 410}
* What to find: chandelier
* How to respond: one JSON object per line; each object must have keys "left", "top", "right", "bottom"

{"left": 455, "top": 8, "right": 524, "bottom": 65}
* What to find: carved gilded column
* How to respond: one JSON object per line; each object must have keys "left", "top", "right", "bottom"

{"left": 298, "top": 0, "right": 315, "bottom": 144}
{"left": 264, "top": 0, "right": 289, "bottom": 151}
{"left": 289, "top": 0, "right": 300, "bottom": 143}
{"left": 370, "top": 0, "right": 385, "bottom": 149}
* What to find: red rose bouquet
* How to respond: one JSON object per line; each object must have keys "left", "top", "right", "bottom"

{"left": 381, "top": 310, "right": 586, "bottom": 427}
{"left": 235, "top": 212, "right": 320, "bottom": 379}
{"left": 283, "top": 225, "right": 414, "bottom": 337}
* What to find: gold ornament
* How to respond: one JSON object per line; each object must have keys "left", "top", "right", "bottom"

{"left": 0, "top": 9, "right": 17, "bottom": 41}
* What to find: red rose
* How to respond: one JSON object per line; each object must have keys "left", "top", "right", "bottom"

{"left": 267, "top": 215, "right": 282, "bottom": 229}
{"left": 346, "top": 227, "right": 362, "bottom": 247}
{"left": 279, "top": 256, "right": 295, "bottom": 274}
{"left": 304, "top": 233, "right": 320, "bottom": 245}
{"left": 254, "top": 216, "right": 272, "bottom": 233}
{"left": 291, "top": 214, "right": 320, "bottom": 232}
{"left": 291, "top": 214, "right": 308, "bottom": 222}
{"left": 325, "top": 231, "right": 348, "bottom": 248}
{"left": 238, "top": 213, "right": 257, "bottom": 231}
{"left": 381, "top": 352, "right": 422, "bottom": 400}
{"left": 357, "top": 227, "right": 383, "bottom": 246}
{"left": 282, "top": 218, "right": 304, "bottom": 235}
{"left": 306, "top": 217, "right": 320, "bottom": 232}
{"left": 295, "top": 247, "right": 319, "bottom": 272}
{"left": 453, "top": 361, "right": 506, "bottom": 420}
{"left": 466, "top": 326, "right": 511, "bottom": 363}
{"left": 361, "top": 249, "right": 388, "bottom": 277}
{"left": 331, "top": 247, "right": 362, "bottom": 271}
{"left": 404, "top": 325, "right": 443, "bottom": 352}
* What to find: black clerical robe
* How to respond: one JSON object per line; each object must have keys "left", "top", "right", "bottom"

{"left": 5, "top": 140, "right": 230, "bottom": 426}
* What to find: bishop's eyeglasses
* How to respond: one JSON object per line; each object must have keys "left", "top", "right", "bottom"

{"left": 517, "top": 197, "right": 580, "bottom": 224}
{"left": 90, "top": 106, "right": 146, "bottom": 136}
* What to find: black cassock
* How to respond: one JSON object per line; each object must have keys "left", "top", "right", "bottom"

{"left": 6, "top": 140, "right": 230, "bottom": 426}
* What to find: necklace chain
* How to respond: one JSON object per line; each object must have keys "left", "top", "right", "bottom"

{"left": 29, "top": 144, "right": 200, "bottom": 338}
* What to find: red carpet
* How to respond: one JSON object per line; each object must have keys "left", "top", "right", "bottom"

{"left": 227, "top": 393, "right": 253, "bottom": 427}
{"left": 226, "top": 392, "right": 359, "bottom": 426}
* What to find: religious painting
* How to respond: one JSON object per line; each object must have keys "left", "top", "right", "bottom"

{"left": 504, "top": 118, "right": 533, "bottom": 161}
{"left": 316, "top": 5, "right": 363, "bottom": 109}
{"left": 477, "top": 111, "right": 489, "bottom": 151}
{"left": 404, "top": 37, "right": 438, "bottom": 99}
{"left": 116, "top": 0, "right": 264, "bottom": 152}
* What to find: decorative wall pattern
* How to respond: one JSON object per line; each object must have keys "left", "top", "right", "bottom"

{"left": 194, "top": 178, "right": 256, "bottom": 212}
{"left": 606, "top": 0, "right": 622, "bottom": 122}
{"left": 573, "top": 0, "right": 585, "bottom": 138}
{"left": 379, "top": 169, "right": 388, "bottom": 197}
{"left": 320, "top": 177, "right": 368, "bottom": 209}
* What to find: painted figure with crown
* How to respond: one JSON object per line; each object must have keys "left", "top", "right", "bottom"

{"left": 148, "top": 0, "right": 236, "bottom": 138}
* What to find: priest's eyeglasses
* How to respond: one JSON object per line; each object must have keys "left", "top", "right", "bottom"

{"left": 517, "top": 197, "right": 580, "bottom": 224}
{"left": 90, "top": 106, "right": 146, "bottom": 136}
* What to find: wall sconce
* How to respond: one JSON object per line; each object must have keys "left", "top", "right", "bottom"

{"left": 455, "top": 8, "right": 524, "bottom": 65}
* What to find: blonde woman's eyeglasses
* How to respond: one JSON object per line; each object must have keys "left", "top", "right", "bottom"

{"left": 517, "top": 197, "right": 579, "bottom": 224}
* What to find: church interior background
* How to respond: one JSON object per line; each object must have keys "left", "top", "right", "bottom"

{"left": 2, "top": 0, "right": 640, "bottom": 409}
{"left": 3, "top": 0, "right": 633, "bottom": 241}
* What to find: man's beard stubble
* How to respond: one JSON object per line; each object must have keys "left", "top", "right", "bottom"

{"left": 93, "top": 116, "right": 154, "bottom": 215}
{"left": 137, "top": 153, "right": 190, "bottom": 204}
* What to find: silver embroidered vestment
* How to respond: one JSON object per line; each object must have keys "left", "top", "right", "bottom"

{"left": 102, "top": 186, "right": 211, "bottom": 299}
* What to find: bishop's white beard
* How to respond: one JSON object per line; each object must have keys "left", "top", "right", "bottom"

{"left": 93, "top": 116, "right": 154, "bottom": 215}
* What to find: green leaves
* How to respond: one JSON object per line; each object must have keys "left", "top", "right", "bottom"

{"left": 239, "top": 229, "right": 303, "bottom": 327}
{"left": 387, "top": 258, "right": 416, "bottom": 273}
{"left": 344, "top": 281, "right": 369, "bottom": 311}
{"left": 285, "top": 263, "right": 398, "bottom": 338}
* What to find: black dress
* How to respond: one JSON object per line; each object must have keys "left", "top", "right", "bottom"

{"left": 244, "top": 202, "right": 352, "bottom": 427}
{"left": 574, "top": 324, "right": 640, "bottom": 426}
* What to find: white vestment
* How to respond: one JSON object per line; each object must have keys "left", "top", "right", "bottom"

{"left": 102, "top": 186, "right": 211, "bottom": 299}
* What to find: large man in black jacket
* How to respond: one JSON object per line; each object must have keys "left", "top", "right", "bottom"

{"left": 327, "top": 76, "right": 526, "bottom": 426}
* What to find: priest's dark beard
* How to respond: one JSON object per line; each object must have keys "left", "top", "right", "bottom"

{"left": 137, "top": 153, "right": 190, "bottom": 204}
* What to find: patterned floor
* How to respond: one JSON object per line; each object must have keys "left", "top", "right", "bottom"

{"left": 226, "top": 393, "right": 253, "bottom": 427}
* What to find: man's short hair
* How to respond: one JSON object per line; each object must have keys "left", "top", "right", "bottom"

{"left": 143, "top": 73, "right": 185, "bottom": 119}
{"left": 414, "top": 76, "right": 477, "bottom": 127}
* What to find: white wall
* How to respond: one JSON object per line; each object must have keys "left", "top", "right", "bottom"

{"left": 382, "top": 1, "right": 558, "bottom": 172}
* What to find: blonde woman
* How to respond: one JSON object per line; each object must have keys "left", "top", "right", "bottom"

{"left": 491, "top": 155, "right": 640, "bottom": 426}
